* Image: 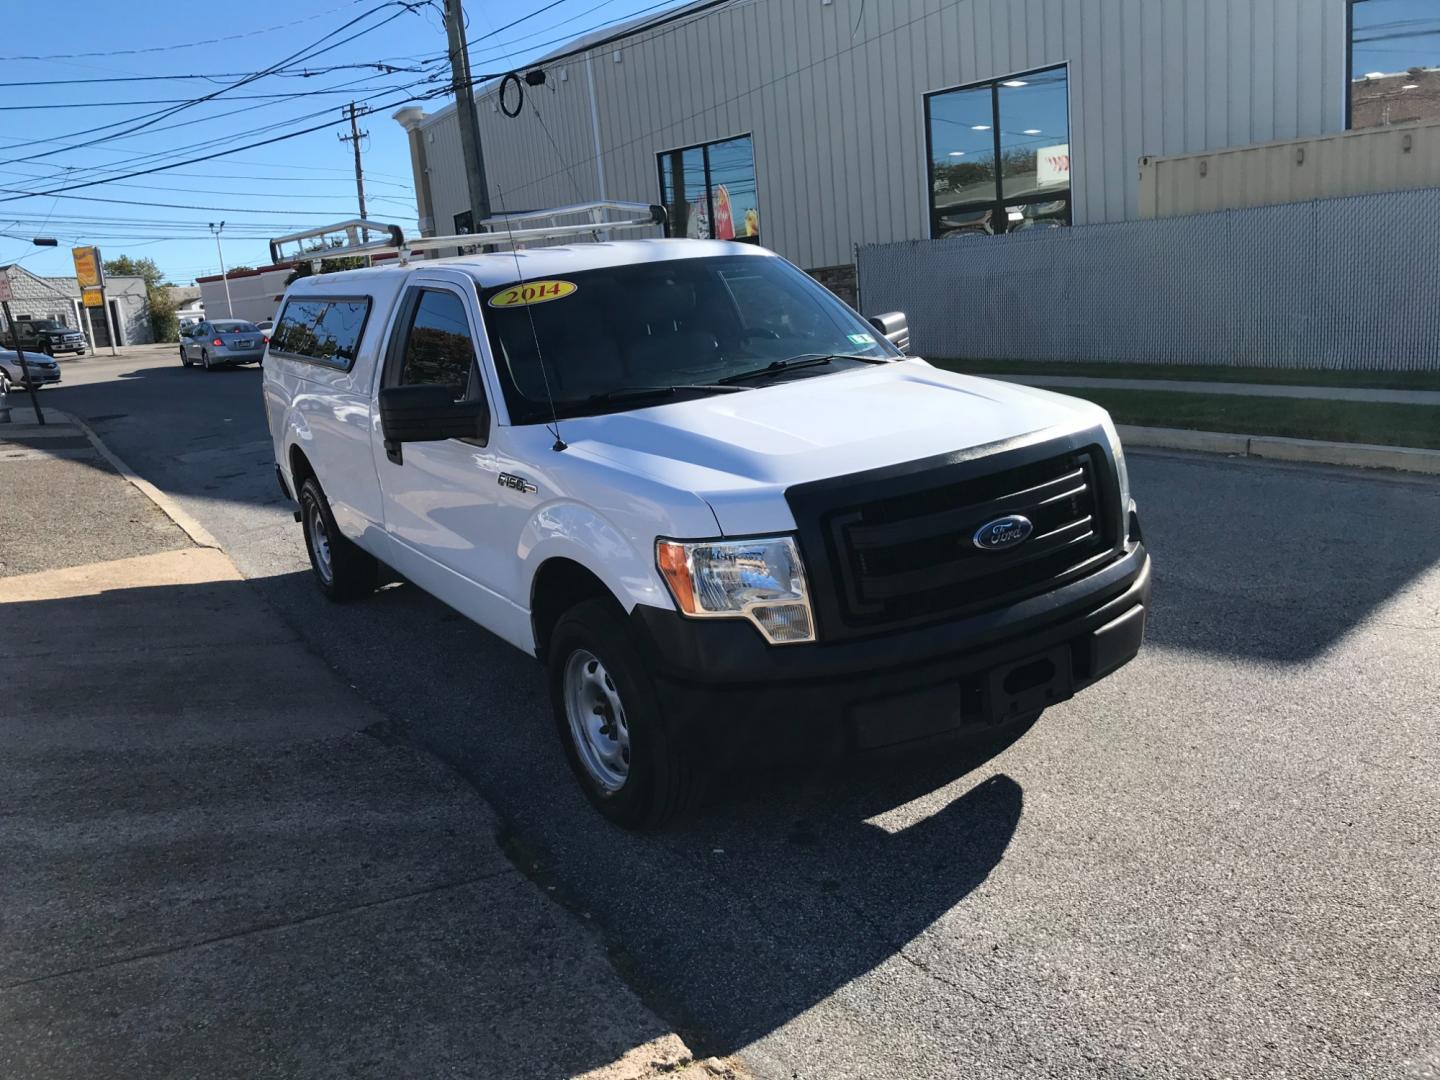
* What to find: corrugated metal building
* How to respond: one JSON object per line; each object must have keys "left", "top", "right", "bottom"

{"left": 398, "top": 0, "right": 1430, "bottom": 301}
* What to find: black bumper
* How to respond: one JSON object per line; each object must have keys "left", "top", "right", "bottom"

{"left": 629, "top": 543, "right": 1151, "bottom": 763}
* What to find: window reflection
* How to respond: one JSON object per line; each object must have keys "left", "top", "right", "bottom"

{"left": 926, "top": 66, "right": 1071, "bottom": 238}
{"left": 1350, "top": 0, "right": 1440, "bottom": 128}
{"left": 658, "top": 135, "right": 760, "bottom": 244}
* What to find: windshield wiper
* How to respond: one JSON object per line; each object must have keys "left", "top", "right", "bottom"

{"left": 582, "top": 383, "right": 753, "bottom": 405}
{"left": 718, "top": 352, "right": 892, "bottom": 385}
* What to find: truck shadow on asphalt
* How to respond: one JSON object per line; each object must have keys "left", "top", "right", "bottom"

{"left": 247, "top": 567, "right": 1030, "bottom": 1061}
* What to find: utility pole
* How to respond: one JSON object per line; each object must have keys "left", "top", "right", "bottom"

{"left": 208, "top": 222, "right": 233, "bottom": 318}
{"left": 444, "top": 0, "right": 491, "bottom": 228}
{"left": 338, "top": 102, "right": 369, "bottom": 219}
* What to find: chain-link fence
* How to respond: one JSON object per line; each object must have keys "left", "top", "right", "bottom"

{"left": 857, "top": 187, "right": 1440, "bottom": 371}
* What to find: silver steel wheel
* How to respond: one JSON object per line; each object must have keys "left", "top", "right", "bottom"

{"left": 563, "top": 648, "right": 631, "bottom": 792}
{"left": 307, "top": 501, "right": 333, "bottom": 585}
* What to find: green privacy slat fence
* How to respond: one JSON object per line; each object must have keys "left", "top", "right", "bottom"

{"left": 857, "top": 187, "right": 1440, "bottom": 371}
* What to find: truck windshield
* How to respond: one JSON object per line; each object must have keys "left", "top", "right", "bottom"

{"left": 480, "top": 254, "right": 900, "bottom": 423}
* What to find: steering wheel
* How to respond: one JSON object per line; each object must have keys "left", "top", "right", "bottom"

{"left": 739, "top": 327, "right": 781, "bottom": 340}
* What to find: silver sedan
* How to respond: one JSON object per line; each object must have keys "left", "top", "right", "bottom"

{"left": 0, "top": 349, "right": 62, "bottom": 395}
{"left": 180, "top": 319, "right": 267, "bottom": 370}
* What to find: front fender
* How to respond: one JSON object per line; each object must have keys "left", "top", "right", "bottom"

{"left": 518, "top": 500, "right": 680, "bottom": 617}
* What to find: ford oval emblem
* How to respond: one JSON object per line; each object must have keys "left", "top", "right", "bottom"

{"left": 973, "top": 514, "right": 1034, "bottom": 552}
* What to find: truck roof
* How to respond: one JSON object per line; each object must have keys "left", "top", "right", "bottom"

{"left": 282, "top": 238, "right": 773, "bottom": 294}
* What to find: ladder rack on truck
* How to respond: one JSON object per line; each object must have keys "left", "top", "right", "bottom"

{"left": 268, "top": 201, "right": 668, "bottom": 266}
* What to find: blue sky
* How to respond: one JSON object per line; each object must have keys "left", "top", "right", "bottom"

{"left": 0, "top": 0, "right": 677, "bottom": 283}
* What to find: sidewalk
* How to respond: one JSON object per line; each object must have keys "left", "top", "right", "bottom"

{"left": 988, "top": 372, "right": 1440, "bottom": 406}
{"left": 0, "top": 418, "right": 743, "bottom": 1079}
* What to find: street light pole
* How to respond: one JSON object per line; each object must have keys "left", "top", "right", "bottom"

{"left": 209, "top": 222, "right": 233, "bottom": 318}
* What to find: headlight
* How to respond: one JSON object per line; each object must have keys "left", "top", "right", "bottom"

{"left": 656, "top": 536, "right": 815, "bottom": 645}
{"left": 1100, "top": 413, "right": 1132, "bottom": 531}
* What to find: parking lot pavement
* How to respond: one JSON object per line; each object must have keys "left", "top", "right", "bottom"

{"left": 0, "top": 426, "right": 746, "bottom": 1080}
{"left": 33, "top": 356, "right": 1440, "bottom": 1079}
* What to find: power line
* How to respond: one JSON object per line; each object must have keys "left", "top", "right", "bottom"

{"left": 5, "top": 2, "right": 430, "bottom": 169}
{"left": 0, "top": 0, "right": 372, "bottom": 60}
{"left": 0, "top": 84, "right": 443, "bottom": 206}
{"left": 0, "top": 60, "right": 437, "bottom": 90}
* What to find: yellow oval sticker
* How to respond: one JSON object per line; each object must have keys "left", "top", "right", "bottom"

{"left": 488, "top": 279, "right": 577, "bottom": 309}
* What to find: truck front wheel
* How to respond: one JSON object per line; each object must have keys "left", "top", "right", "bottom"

{"left": 548, "top": 597, "right": 704, "bottom": 829}
{"left": 299, "top": 477, "right": 377, "bottom": 602}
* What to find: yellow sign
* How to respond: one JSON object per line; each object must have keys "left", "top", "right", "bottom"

{"left": 82, "top": 286, "right": 104, "bottom": 308}
{"left": 72, "top": 246, "right": 102, "bottom": 289}
{"left": 488, "top": 279, "right": 576, "bottom": 309}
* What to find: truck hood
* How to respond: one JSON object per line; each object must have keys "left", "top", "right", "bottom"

{"left": 564, "top": 359, "right": 1108, "bottom": 535}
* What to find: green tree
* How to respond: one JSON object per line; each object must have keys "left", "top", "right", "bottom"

{"left": 103, "top": 255, "right": 176, "bottom": 340}
{"left": 102, "top": 255, "right": 165, "bottom": 287}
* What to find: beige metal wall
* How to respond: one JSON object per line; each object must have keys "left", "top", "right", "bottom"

{"left": 1138, "top": 119, "right": 1440, "bottom": 217}
{"left": 417, "top": 0, "right": 1350, "bottom": 270}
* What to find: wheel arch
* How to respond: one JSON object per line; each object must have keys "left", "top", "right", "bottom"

{"left": 530, "top": 557, "right": 621, "bottom": 664}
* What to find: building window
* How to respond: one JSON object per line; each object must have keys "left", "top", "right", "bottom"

{"left": 924, "top": 66, "right": 1071, "bottom": 238}
{"left": 1350, "top": 0, "right": 1440, "bottom": 128}
{"left": 657, "top": 134, "right": 760, "bottom": 243}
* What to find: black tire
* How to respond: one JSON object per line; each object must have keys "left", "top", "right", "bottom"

{"left": 298, "top": 476, "right": 377, "bottom": 603}
{"left": 0, "top": 370, "right": 11, "bottom": 396}
{"left": 201, "top": 350, "right": 212, "bottom": 370}
{"left": 180, "top": 345, "right": 191, "bottom": 367}
{"left": 548, "top": 597, "right": 704, "bottom": 829}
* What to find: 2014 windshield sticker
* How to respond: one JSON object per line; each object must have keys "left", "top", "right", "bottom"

{"left": 489, "top": 280, "right": 577, "bottom": 308}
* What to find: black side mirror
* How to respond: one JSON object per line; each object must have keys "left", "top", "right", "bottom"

{"left": 867, "top": 311, "right": 910, "bottom": 354}
{"left": 379, "top": 384, "right": 489, "bottom": 452}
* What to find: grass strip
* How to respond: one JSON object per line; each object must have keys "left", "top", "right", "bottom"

{"left": 929, "top": 357, "right": 1440, "bottom": 392}
{"left": 1029, "top": 386, "right": 1440, "bottom": 450}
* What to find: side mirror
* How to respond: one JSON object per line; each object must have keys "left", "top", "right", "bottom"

{"left": 867, "top": 311, "right": 910, "bottom": 354}
{"left": 379, "top": 384, "right": 489, "bottom": 449}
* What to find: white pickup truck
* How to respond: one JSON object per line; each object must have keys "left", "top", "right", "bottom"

{"left": 263, "top": 208, "right": 1150, "bottom": 827}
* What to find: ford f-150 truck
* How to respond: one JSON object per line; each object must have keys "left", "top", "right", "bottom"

{"left": 263, "top": 207, "right": 1149, "bottom": 827}
{"left": 2, "top": 318, "right": 87, "bottom": 356}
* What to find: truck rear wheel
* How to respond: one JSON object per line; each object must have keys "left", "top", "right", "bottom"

{"left": 548, "top": 597, "right": 704, "bottom": 829}
{"left": 299, "top": 477, "right": 377, "bottom": 603}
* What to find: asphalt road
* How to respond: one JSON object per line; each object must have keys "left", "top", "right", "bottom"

{"left": 38, "top": 349, "right": 1440, "bottom": 1079}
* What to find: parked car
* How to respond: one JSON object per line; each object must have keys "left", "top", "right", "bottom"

{"left": 2, "top": 318, "right": 87, "bottom": 356}
{"left": 264, "top": 235, "right": 1149, "bottom": 827}
{"left": 0, "top": 349, "right": 62, "bottom": 394}
{"left": 180, "top": 320, "right": 266, "bottom": 369}
{"left": 255, "top": 319, "right": 274, "bottom": 333}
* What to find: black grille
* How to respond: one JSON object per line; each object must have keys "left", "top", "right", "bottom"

{"left": 788, "top": 434, "right": 1122, "bottom": 637}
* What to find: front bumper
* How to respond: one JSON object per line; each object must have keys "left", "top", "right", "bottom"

{"left": 629, "top": 542, "right": 1151, "bottom": 763}
{"left": 6, "top": 367, "right": 61, "bottom": 386}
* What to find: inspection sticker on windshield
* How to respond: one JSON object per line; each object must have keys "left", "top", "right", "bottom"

{"left": 847, "top": 332, "right": 876, "bottom": 346}
{"left": 489, "top": 280, "right": 577, "bottom": 309}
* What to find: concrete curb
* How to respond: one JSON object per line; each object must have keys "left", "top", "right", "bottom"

{"left": 60, "top": 409, "right": 227, "bottom": 549}
{"left": 1118, "top": 424, "right": 1440, "bottom": 476}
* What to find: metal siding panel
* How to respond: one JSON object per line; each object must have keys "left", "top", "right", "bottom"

{"left": 1161, "top": 0, "right": 1186, "bottom": 155}
{"left": 1205, "top": 0, "right": 1229, "bottom": 150}
{"left": 1227, "top": 0, "right": 1253, "bottom": 148}
{"left": 1251, "top": 0, "right": 1277, "bottom": 142}
{"left": 1101, "top": 0, "right": 1127, "bottom": 222}
{"left": 1184, "top": 0, "right": 1206, "bottom": 150}
{"left": 1121, "top": 0, "right": 1145, "bottom": 218}
{"left": 1273, "top": 0, "right": 1300, "bottom": 139}
{"left": 1078, "top": 7, "right": 1106, "bottom": 225}
{"left": 1295, "top": 0, "right": 1327, "bottom": 136}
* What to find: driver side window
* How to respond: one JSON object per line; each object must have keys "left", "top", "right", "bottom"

{"left": 397, "top": 289, "right": 479, "bottom": 402}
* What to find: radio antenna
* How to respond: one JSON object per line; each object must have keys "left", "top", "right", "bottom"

{"left": 491, "top": 185, "right": 567, "bottom": 453}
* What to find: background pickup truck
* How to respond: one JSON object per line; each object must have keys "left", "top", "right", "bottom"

{"left": 2, "top": 319, "right": 88, "bottom": 356}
